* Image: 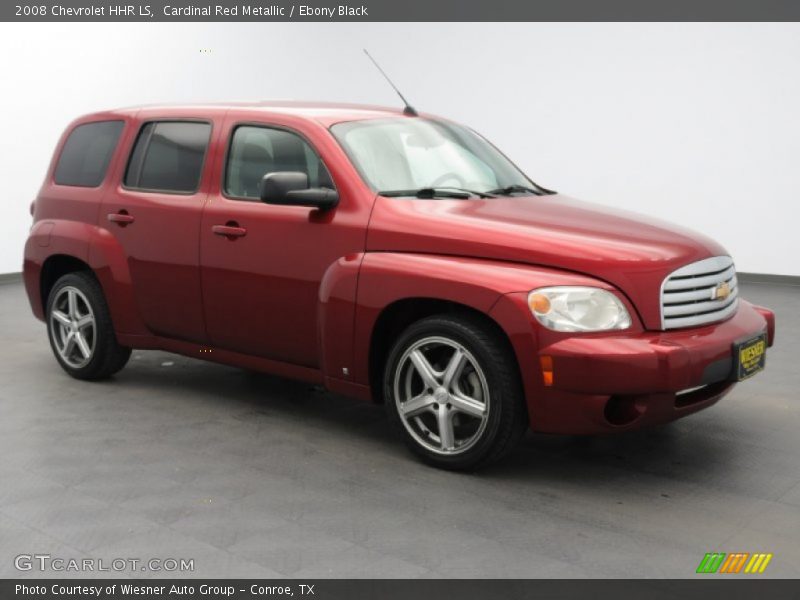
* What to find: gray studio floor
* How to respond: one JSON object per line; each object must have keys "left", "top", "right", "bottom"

{"left": 1, "top": 278, "right": 798, "bottom": 579}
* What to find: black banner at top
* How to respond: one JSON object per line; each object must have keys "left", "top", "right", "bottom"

{"left": 4, "top": 0, "right": 800, "bottom": 22}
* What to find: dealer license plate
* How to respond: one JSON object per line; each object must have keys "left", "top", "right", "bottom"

{"left": 734, "top": 333, "right": 767, "bottom": 381}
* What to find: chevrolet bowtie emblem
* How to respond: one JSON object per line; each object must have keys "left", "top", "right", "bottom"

{"left": 712, "top": 281, "right": 731, "bottom": 301}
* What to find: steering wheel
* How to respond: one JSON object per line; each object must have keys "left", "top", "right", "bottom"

{"left": 429, "top": 172, "right": 466, "bottom": 188}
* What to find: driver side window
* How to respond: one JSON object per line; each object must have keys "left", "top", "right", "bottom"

{"left": 225, "top": 125, "right": 334, "bottom": 200}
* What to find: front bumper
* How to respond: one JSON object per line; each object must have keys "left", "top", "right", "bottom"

{"left": 491, "top": 296, "right": 775, "bottom": 434}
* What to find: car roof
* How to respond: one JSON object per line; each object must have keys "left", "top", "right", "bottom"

{"left": 103, "top": 101, "right": 414, "bottom": 127}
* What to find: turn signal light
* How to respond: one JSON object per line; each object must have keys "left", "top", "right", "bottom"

{"left": 540, "top": 355, "right": 554, "bottom": 387}
{"left": 528, "top": 292, "right": 551, "bottom": 314}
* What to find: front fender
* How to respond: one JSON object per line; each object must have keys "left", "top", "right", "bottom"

{"left": 318, "top": 253, "right": 364, "bottom": 382}
{"left": 350, "top": 252, "right": 609, "bottom": 388}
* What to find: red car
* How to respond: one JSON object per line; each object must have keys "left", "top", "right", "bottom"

{"left": 24, "top": 102, "right": 775, "bottom": 470}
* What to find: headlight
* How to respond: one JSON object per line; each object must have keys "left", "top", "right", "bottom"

{"left": 528, "top": 286, "right": 631, "bottom": 332}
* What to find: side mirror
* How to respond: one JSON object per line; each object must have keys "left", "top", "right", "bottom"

{"left": 259, "top": 172, "right": 339, "bottom": 210}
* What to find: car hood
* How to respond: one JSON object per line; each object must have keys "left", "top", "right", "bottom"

{"left": 366, "top": 193, "right": 729, "bottom": 330}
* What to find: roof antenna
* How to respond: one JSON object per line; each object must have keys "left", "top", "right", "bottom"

{"left": 363, "top": 49, "right": 418, "bottom": 117}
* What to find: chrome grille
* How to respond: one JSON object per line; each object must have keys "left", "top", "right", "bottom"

{"left": 660, "top": 256, "right": 739, "bottom": 330}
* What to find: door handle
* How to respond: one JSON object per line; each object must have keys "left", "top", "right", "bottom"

{"left": 212, "top": 223, "right": 247, "bottom": 239}
{"left": 107, "top": 211, "right": 135, "bottom": 226}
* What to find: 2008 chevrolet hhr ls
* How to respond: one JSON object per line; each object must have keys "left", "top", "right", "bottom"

{"left": 24, "top": 102, "right": 775, "bottom": 470}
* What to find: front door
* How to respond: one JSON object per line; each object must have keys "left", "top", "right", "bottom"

{"left": 199, "top": 119, "right": 365, "bottom": 368}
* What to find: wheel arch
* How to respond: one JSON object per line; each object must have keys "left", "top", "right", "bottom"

{"left": 24, "top": 219, "right": 147, "bottom": 336}
{"left": 367, "top": 297, "right": 521, "bottom": 405}
{"left": 351, "top": 252, "right": 550, "bottom": 402}
{"left": 40, "top": 254, "right": 93, "bottom": 312}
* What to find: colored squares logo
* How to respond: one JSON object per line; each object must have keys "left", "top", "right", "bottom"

{"left": 697, "top": 552, "right": 773, "bottom": 574}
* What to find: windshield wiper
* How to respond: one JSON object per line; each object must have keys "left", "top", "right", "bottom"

{"left": 486, "top": 184, "right": 542, "bottom": 196}
{"left": 379, "top": 187, "right": 495, "bottom": 199}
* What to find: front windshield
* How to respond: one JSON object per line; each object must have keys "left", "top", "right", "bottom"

{"left": 330, "top": 117, "right": 539, "bottom": 196}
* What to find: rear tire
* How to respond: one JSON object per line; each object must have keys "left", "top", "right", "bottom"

{"left": 46, "top": 272, "right": 131, "bottom": 380}
{"left": 384, "top": 314, "right": 527, "bottom": 470}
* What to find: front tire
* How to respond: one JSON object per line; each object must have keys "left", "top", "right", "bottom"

{"left": 46, "top": 272, "right": 131, "bottom": 380}
{"left": 384, "top": 314, "right": 527, "bottom": 470}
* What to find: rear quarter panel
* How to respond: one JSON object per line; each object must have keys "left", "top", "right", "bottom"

{"left": 24, "top": 110, "right": 143, "bottom": 331}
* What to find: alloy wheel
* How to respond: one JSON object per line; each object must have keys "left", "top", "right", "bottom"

{"left": 49, "top": 286, "right": 96, "bottom": 369}
{"left": 393, "top": 336, "right": 490, "bottom": 455}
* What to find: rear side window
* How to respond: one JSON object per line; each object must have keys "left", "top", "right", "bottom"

{"left": 54, "top": 120, "right": 124, "bottom": 187}
{"left": 124, "top": 121, "right": 211, "bottom": 193}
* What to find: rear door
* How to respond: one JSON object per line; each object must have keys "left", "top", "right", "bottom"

{"left": 100, "top": 110, "right": 223, "bottom": 342}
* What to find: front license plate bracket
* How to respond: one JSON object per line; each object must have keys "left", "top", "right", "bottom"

{"left": 733, "top": 332, "right": 767, "bottom": 381}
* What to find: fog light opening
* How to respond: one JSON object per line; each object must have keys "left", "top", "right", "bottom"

{"left": 604, "top": 395, "right": 644, "bottom": 426}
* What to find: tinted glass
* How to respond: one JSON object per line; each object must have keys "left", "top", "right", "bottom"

{"left": 125, "top": 121, "right": 211, "bottom": 193}
{"left": 225, "top": 126, "right": 334, "bottom": 199}
{"left": 331, "top": 118, "right": 535, "bottom": 195}
{"left": 54, "top": 120, "right": 124, "bottom": 187}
